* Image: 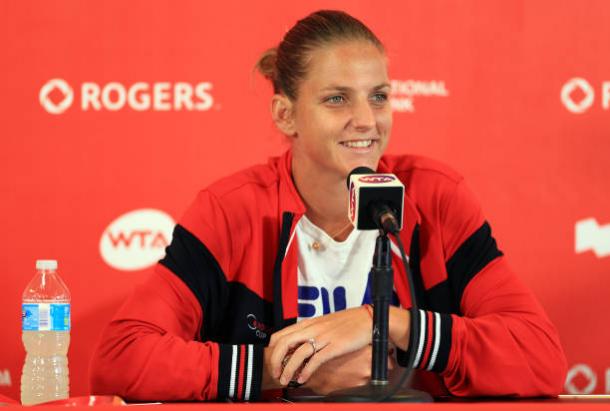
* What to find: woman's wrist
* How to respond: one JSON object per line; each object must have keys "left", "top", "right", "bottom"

{"left": 388, "top": 306, "right": 410, "bottom": 351}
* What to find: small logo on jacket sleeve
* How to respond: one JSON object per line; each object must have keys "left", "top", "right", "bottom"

{"left": 246, "top": 314, "right": 271, "bottom": 339}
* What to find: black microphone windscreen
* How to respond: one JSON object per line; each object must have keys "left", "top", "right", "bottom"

{"left": 346, "top": 166, "right": 375, "bottom": 189}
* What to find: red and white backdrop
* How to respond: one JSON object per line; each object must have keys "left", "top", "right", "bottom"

{"left": 1, "top": 0, "right": 609, "bottom": 399}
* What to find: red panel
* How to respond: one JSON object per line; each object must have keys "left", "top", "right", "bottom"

{"left": 1, "top": 0, "right": 609, "bottom": 399}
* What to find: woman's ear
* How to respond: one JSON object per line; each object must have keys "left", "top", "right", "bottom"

{"left": 271, "top": 94, "right": 297, "bottom": 137}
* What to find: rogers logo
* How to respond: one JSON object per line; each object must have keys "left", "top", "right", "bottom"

{"left": 39, "top": 79, "right": 215, "bottom": 114}
{"left": 100, "top": 208, "right": 175, "bottom": 271}
{"left": 565, "top": 364, "right": 598, "bottom": 394}
{"left": 561, "top": 78, "right": 610, "bottom": 114}
{"left": 39, "top": 79, "right": 74, "bottom": 114}
{"left": 359, "top": 175, "right": 395, "bottom": 183}
{"left": 561, "top": 78, "right": 595, "bottom": 113}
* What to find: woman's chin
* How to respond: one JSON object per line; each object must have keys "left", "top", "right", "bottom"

{"left": 343, "top": 157, "right": 380, "bottom": 175}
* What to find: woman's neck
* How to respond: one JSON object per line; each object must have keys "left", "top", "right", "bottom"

{"left": 291, "top": 156, "right": 353, "bottom": 241}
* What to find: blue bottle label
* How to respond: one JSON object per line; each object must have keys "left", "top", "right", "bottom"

{"left": 22, "top": 303, "right": 70, "bottom": 331}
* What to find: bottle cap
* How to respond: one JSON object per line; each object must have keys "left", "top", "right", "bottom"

{"left": 36, "top": 259, "right": 58, "bottom": 270}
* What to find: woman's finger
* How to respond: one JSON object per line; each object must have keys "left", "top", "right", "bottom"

{"left": 269, "top": 332, "right": 315, "bottom": 378}
{"left": 269, "top": 318, "right": 312, "bottom": 346}
{"left": 294, "top": 344, "right": 336, "bottom": 384}
{"left": 279, "top": 340, "right": 317, "bottom": 385}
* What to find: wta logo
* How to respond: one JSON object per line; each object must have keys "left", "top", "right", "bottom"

{"left": 561, "top": 78, "right": 610, "bottom": 114}
{"left": 359, "top": 175, "right": 395, "bottom": 184}
{"left": 100, "top": 209, "right": 175, "bottom": 271}
{"left": 39, "top": 79, "right": 215, "bottom": 114}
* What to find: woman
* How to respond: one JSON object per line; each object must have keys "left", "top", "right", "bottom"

{"left": 90, "top": 10, "right": 567, "bottom": 401}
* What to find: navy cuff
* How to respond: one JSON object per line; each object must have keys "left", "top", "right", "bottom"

{"left": 217, "top": 343, "right": 264, "bottom": 401}
{"left": 397, "top": 309, "right": 453, "bottom": 373}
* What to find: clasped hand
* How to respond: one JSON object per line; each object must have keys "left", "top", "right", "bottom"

{"left": 265, "top": 306, "right": 395, "bottom": 393}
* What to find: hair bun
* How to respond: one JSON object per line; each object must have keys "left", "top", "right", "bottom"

{"left": 255, "top": 48, "right": 278, "bottom": 84}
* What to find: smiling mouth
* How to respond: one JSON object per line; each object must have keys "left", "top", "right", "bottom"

{"left": 339, "top": 139, "right": 375, "bottom": 148}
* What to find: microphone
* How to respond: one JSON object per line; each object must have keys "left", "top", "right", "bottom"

{"left": 347, "top": 167, "right": 404, "bottom": 234}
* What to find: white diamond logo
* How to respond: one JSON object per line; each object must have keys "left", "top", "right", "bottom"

{"left": 39, "top": 79, "right": 74, "bottom": 115}
{"left": 561, "top": 78, "right": 594, "bottom": 114}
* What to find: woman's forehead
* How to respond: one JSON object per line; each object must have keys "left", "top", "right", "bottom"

{"left": 302, "top": 41, "right": 388, "bottom": 91}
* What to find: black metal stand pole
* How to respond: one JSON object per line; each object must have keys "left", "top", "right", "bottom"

{"left": 370, "top": 233, "right": 392, "bottom": 385}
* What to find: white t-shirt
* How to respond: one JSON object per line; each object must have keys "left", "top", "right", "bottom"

{"left": 295, "top": 215, "right": 379, "bottom": 321}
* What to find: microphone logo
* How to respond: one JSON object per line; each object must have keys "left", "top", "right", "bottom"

{"left": 349, "top": 182, "right": 356, "bottom": 222}
{"left": 358, "top": 175, "right": 395, "bottom": 184}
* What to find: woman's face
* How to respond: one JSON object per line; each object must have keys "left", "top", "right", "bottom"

{"left": 291, "top": 40, "right": 392, "bottom": 180}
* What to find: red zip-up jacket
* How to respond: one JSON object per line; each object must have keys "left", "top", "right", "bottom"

{"left": 89, "top": 150, "right": 567, "bottom": 401}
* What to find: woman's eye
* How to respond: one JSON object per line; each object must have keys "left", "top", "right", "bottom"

{"left": 326, "top": 95, "right": 346, "bottom": 104}
{"left": 371, "top": 93, "right": 388, "bottom": 103}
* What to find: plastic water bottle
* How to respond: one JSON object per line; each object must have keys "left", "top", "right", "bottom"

{"left": 21, "top": 260, "right": 71, "bottom": 405}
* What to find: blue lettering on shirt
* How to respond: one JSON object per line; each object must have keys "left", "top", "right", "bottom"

{"left": 298, "top": 272, "right": 399, "bottom": 318}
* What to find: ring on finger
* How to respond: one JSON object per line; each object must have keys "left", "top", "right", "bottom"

{"left": 282, "top": 354, "right": 291, "bottom": 370}
{"left": 308, "top": 338, "right": 317, "bottom": 357}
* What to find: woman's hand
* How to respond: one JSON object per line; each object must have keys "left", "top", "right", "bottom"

{"left": 268, "top": 305, "right": 411, "bottom": 386}
{"left": 262, "top": 347, "right": 284, "bottom": 390}
{"left": 269, "top": 306, "right": 373, "bottom": 385}
{"left": 301, "top": 345, "right": 396, "bottom": 395}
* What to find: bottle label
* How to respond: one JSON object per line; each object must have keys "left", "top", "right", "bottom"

{"left": 22, "top": 303, "right": 71, "bottom": 331}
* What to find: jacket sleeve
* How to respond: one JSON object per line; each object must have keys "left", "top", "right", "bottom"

{"left": 405, "top": 179, "right": 567, "bottom": 397}
{"left": 89, "top": 190, "right": 265, "bottom": 402}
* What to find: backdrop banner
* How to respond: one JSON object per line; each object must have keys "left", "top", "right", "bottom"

{"left": 1, "top": 0, "right": 609, "bottom": 399}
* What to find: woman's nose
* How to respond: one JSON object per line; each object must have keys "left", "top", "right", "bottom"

{"left": 351, "top": 100, "right": 376, "bottom": 130}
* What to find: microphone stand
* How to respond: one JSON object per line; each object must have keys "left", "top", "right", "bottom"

{"left": 285, "top": 229, "right": 432, "bottom": 402}
{"left": 323, "top": 230, "right": 432, "bottom": 402}
{"left": 370, "top": 233, "right": 393, "bottom": 385}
